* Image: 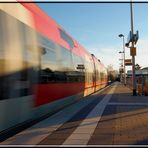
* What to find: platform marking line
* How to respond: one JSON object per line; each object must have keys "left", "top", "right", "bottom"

{"left": 1, "top": 84, "right": 112, "bottom": 145}
{"left": 1, "top": 98, "right": 97, "bottom": 145}
{"left": 62, "top": 84, "right": 117, "bottom": 146}
{"left": 108, "top": 102, "right": 148, "bottom": 106}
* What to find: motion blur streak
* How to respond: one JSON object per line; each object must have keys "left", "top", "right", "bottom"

{"left": 0, "top": 2, "right": 108, "bottom": 135}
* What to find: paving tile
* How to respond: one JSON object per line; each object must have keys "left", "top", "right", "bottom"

{"left": 62, "top": 139, "right": 88, "bottom": 145}
{"left": 88, "top": 84, "right": 148, "bottom": 145}
{"left": 71, "top": 128, "right": 95, "bottom": 134}
{"left": 39, "top": 139, "right": 64, "bottom": 145}
{"left": 3, "top": 83, "right": 148, "bottom": 146}
{"left": 88, "top": 137, "right": 113, "bottom": 145}
{"left": 43, "top": 133, "right": 70, "bottom": 140}
{"left": 67, "top": 133, "right": 92, "bottom": 140}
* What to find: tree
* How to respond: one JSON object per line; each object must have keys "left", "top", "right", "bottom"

{"left": 135, "top": 64, "right": 141, "bottom": 70}
{"left": 107, "top": 65, "right": 118, "bottom": 82}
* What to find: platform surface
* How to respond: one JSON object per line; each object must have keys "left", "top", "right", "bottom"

{"left": 1, "top": 82, "right": 148, "bottom": 146}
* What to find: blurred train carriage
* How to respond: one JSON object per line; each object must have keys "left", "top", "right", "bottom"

{"left": 0, "top": 3, "right": 108, "bottom": 134}
{"left": 126, "top": 68, "right": 148, "bottom": 96}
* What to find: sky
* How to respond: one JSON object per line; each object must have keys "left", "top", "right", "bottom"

{"left": 37, "top": 2, "right": 148, "bottom": 71}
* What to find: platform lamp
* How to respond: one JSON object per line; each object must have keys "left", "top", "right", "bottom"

{"left": 118, "top": 34, "right": 126, "bottom": 86}
{"left": 119, "top": 52, "right": 124, "bottom": 83}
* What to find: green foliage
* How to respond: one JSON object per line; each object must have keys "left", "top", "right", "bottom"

{"left": 135, "top": 64, "right": 141, "bottom": 70}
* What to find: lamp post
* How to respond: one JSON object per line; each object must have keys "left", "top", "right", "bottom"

{"left": 118, "top": 34, "right": 126, "bottom": 86}
{"left": 119, "top": 51, "right": 124, "bottom": 84}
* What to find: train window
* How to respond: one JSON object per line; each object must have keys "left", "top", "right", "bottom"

{"left": 59, "top": 29, "right": 74, "bottom": 49}
{"left": 59, "top": 46, "right": 72, "bottom": 71}
{"left": 0, "top": 11, "right": 22, "bottom": 99}
{"left": 38, "top": 35, "right": 74, "bottom": 83}
{"left": 41, "top": 48, "right": 57, "bottom": 68}
{"left": 39, "top": 35, "right": 55, "bottom": 50}
{"left": 18, "top": 22, "right": 39, "bottom": 96}
{"left": 71, "top": 54, "right": 85, "bottom": 82}
{"left": 0, "top": 10, "right": 39, "bottom": 99}
{"left": 72, "top": 54, "right": 83, "bottom": 70}
{"left": 39, "top": 42, "right": 58, "bottom": 83}
{"left": 0, "top": 11, "right": 6, "bottom": 100}
{"left": 96, "top": 68, "right": 100, "bottom": 81}
{"left": 57, "top": 46, "right": 76, "bottom": 82}
{"left": 100, "top": 72, "right": 104, "bottom": 81}
{"left": 85, "top": 60, "right": 94, "bottom": 85}
{"left": 95, "top": 62, "right": 101, "bottom": 82}
{"left": 0, "top": 11, "right": 5, "bottom": 59}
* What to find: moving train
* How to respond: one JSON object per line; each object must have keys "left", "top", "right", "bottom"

{"left": 0, "top": 3, "right": 108, "bottom": 134}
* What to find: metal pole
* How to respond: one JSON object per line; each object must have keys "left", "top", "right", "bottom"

{"left": 123, "top": 36, "right": 126, "bottom": 86}
{"left": 119, "top": 50, "right": 124, "bottom": 83}
{"left": 130, "top": 1, "right": 137, "bottom": 95}
{"left": 141, "top": 69, "right": 144, "bottom": 95}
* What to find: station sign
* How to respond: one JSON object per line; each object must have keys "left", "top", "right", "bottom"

{"left": 77, "top": 64, "right": 85, "bottom": 70}
{"left": 125, "top": 59, "right": 132, "bottom": 63}
{"left": 125, "top": 59, "right": 132, "bottom": 66}
{"left": 130, "top": 47, "right": 136, "bottom": 56}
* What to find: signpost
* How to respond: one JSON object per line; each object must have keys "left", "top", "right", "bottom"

{"left": 130, "top": 1, "right": 137, "bottom": 96}
{"left": 125, "top": 59, "right": 132, "bottom": 66}
{"left": 125, "top": 1, "right": 139, "bottom": 96}
{"left": 130, "top": 47, "right": 136, "bottom": 56}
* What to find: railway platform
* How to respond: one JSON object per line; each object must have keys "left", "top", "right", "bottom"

{"left": 1, "top": 82, "right": 148, "bottom": 146}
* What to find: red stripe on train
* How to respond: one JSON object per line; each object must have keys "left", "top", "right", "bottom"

{"left": 34, "top": 82, "right": 85, "bottom": 107}
{"left": 34, "top": 80, "right": 107, "bottom": 107}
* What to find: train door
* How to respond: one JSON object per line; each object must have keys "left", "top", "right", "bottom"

{"left": 83, "top": 55, "right": 95, "bottom": 96}
{"left": 91, "top": 54, "right": 97, "bottom": 92}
